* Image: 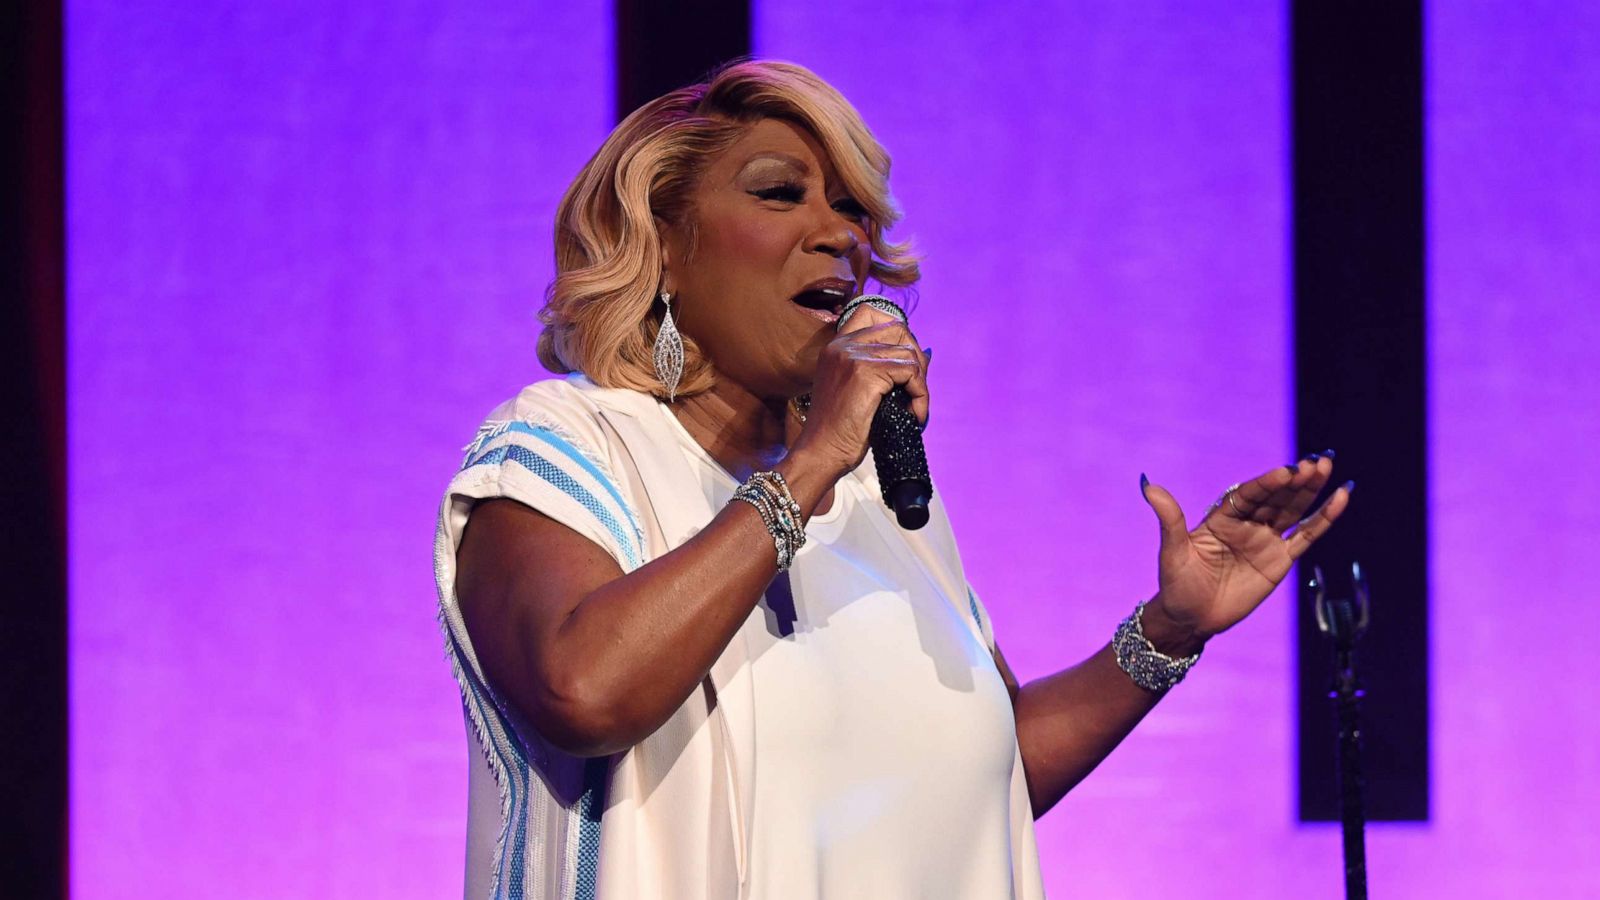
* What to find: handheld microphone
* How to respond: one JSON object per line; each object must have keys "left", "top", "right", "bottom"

{"left": 835, "top": 295, "right": 933, "bottom": 530}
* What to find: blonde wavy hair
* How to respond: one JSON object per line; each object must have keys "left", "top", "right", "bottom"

{"left": 536, "top": 59, "right": 920, "bottom": 398}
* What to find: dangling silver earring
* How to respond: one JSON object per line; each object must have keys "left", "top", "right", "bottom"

{"left": 652, "top": 290, "right": 684, "bottom": 401}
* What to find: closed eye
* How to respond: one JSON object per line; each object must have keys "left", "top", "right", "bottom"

{"left": 751, "top": 183, "right": 805, "bottom": 203}
{"left": 831, "top": 197, "right": 868, "bottom": 221}
{"left": 751, "top": 183, "right": 870, "bottom": 224}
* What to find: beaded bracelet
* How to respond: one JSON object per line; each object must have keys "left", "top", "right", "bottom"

{"left": 732, "top": 477, "right": 800, "bottom": 560}
{"left": 731, "top": 471, "right": 806, "bottom": 570}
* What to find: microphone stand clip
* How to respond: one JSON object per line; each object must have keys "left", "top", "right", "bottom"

{"left": 1311, "top": 561, "right": 1371, "bottom": 900}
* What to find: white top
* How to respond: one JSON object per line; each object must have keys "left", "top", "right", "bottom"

{"left": 433, "top": 375, "right": 1045, "bottom": 899}
{"left": 662, "top": 406, "right": 1028, "bottom": 897}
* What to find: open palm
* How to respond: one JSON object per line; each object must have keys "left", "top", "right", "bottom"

{"left": 1140, "top": 454, "right": 1353, "bottom": 639}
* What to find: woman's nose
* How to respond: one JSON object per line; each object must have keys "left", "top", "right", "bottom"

{"left": 806, "top": 212, "right": 861, "bottom": 258}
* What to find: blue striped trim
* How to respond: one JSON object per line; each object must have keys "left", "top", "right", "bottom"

{"left": 967, "top": 587, "right": 985, "bottom": 633}
{"left": 468, "top": 423, "right": 641, "bottom": 538}
{"left": 466, "top": 444, "right": 642, "bottom": 570}
{"left": 572, "top": 757, "right": 609, "bottom": 900}
{"left": 452, "top": 632, "right": 529, "bottom": 900}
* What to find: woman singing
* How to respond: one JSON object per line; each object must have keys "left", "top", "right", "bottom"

{"left": 433, "top": 59, "right": 1351, "bottom": 899}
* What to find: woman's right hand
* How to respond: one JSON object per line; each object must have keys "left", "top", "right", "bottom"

{"left": 792, "top": 305, "right": 930, "bottom": 480}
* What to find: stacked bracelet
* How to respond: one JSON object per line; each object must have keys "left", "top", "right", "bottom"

{"left": 731, "top": 470, "right": 807, "bottom": 570}
{"left": 1112, "top": 601, "right": 1203, "bottom": 692}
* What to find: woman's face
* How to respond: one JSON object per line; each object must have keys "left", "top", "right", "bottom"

{"left": 663, "top": 117, "right": 874, "bottom": 400}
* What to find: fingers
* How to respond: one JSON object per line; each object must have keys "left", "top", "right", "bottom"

{"left": 837, "top": 302, "right": 903, "bottom": 334}
{"left": 845, "top": 320, "right": 920, "bottom": 350}
{"left": 906, "top": 355, "right": 929, "bottom": 427}
{"left": 1216, "top": 465, "right": 1294, "bottom": 525}
{"left": 1163, "top": 454, "right": 1351, "bottom": 565}
{"left": 1280, "top": 453, "right": 1337, "bottom": 524}
{"left": 1140, "top": 475, "right": 1191, "bottom": 571}
{"left": 919, "top": 346, "right": 932, "bottom": 429}
{"left": 845, "top": 344, "right": 927, "bottom": 425}
{"left": 1223, "top": 452, "right": 1336, "bottom": 533}
{"left": 840, "top": 321, "right": 928, "bottom": 425}
{"left": 1285, "top": 480, "right": 1354, "bottom": 559}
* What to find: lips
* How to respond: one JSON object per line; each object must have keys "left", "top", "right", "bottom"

{"left": 789, "top": 277, "right": 854, "bottom": 322}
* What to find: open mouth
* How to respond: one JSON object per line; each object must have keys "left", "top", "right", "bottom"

{"left": 789, "top": 280, "right": 852, "bottom": 323}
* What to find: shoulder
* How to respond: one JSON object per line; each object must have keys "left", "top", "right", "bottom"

{"left": 469, "top": 376, "right": 601, "bottom": 447}
{"left": 451, "top": 374, "right": 651, "bottom": 571}
{"left": 461, "top": 374, "right": 656, "bottom": 468}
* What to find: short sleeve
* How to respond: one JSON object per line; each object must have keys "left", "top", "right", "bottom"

{"left": 444, "top": 378, "right": 646, "bottom": 575}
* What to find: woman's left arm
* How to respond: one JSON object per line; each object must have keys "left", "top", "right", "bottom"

{"left": 996, "top": 453, "right": 1353, "bottom": 818}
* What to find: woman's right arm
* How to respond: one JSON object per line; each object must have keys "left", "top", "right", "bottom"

{"left": 454, "top": 446, "right": 837, "bottom": 758}
{"left": 454, "top": 315, "right": 925, "bottom": 758}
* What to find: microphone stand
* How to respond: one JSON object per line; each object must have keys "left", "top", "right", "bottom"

{"left": 1311, "top": 562, "right": 1371, "bottom": 900}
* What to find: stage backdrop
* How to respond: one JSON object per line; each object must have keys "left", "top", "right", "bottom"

{"left": 1423, "top": 0, "right": 1600, "bottom": 894}
{"left": 68, "top": 0, "right": 1599, "bottom": 897}
{"left": 67, "top": 2, "right": 613, "bottom": 895}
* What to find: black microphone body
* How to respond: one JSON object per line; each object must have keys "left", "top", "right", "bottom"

{"left": 870, "top": 385, "right": 933, "bottom": 529}
{"left": 835, "top": 295, "right": 934, "bottom": 530}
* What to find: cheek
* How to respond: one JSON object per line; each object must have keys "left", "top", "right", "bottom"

{"left": 679, "top": 217, "right": 796, "bottom": 345}
{"left": 710, "top": 217, "right": 794, "bottom": 271}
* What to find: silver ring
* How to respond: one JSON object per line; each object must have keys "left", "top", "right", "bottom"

{"left": 1224, "top": 483, "right": 1244, "bottom": 516}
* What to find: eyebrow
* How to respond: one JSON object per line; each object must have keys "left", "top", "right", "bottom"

{"left": 737, "top": 151, "right": 812, "bottom": 176}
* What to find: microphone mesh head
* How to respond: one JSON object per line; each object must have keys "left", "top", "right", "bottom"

{"left": 836, "top": 294, "right": 907, "bottom": 331}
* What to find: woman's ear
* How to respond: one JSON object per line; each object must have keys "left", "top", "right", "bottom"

{"left": 655, "top": 215, "right": 682, "bottom": 294}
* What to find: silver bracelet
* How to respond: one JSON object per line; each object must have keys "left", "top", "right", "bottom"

{"left": 733, "top": 481, "right": 802, "bottom": 568}
{"left": 731, "top": 471, "right": 806, "bottom": 570}
{"left": 1112, "top": 601, "right": 1202, "bottom": 692}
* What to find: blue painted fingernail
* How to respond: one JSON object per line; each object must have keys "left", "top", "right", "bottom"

{"left": 1308, "top": 452, "right": 1321, "bottom": 462}
{"left": 1342, "top": 479, "right": 1356, "bottom": 493}
{"left": 924, "top": 346, "right": 934, "bottom": 359}
{"left": 1140, "top": 472, "right": 1150, "bottom": 492}
{"left": 1324, "top": 448, "right": 1336, "bottom": 459}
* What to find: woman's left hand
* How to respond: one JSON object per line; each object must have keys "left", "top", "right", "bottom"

{"left": 1139, "top": 454, "right": 1353, "bottom": 643}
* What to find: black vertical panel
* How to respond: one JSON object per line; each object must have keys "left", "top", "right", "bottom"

{"left": 1293, "top": 1, "right": 1429, "bottom": 821}
{"left": 0, "top": 0, "right": 68, "bottom": 894}
{"left": 615, "top": 0, "right": 750, "bottom": 120}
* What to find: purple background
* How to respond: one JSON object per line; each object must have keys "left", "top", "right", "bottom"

{"left": 1423, "top": 1, "right": 1600, "bottom": 894}
{"left": 67, "top": 0, "right": 1599, "bottom": 896}
{"left": 67, "top": 2, "right": 612, "bottom": 896}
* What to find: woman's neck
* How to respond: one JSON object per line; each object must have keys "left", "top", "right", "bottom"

{"left": 670, "top": 376, "right": 799, "bottom": 481}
